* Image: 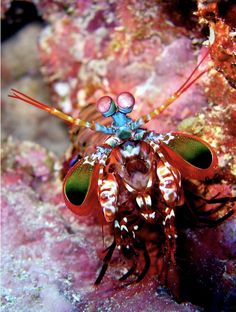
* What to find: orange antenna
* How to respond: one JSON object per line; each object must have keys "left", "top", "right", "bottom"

{"left": 131, "top": 50, "right": 211, "bottom": 129}
{"left": 8, "top": 89, "right": 114, "bottom": 135}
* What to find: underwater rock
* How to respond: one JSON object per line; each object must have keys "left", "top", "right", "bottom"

{"left": 178, "top": 215, "right": 236, "bottom": 311}
{"left": 2, "top": 23, "right": 42, "bottom": 83}
{"left": 1, "top": 23, "right": 69, "bottom": 156}
{"left": 197, "top": 0, "right": 236, "bottom": 102}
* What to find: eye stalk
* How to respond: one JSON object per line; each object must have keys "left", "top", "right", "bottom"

{"left": 97, "top": 96, "right": 116, "bottom": 117}
{"left": 117, "top": 92, "right": 135, "bottom": 114}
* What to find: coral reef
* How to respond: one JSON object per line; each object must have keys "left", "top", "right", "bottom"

{"left": 197, "top": 0, "right": 236, "bottom": 88}
{"left": 197, "top": 0, "right": 236, "bottom": 103}
{"left": 1, "top": 0, "right": 235, "bottom": 311}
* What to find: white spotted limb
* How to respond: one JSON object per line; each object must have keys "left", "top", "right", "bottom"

{"left": 149, "top": 141, "right": 183, "bottom": 207}
{"left": 98, "top": 172, "right": 119, "bottom": 222}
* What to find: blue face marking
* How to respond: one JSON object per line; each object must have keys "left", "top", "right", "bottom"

{"left": 110, "top": 110, "right": 134, "bottom": 139}
{"left": 111, "top": 111, "right": 132, "bottom": 127}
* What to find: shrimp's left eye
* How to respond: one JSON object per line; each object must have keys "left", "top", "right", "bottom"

{"left": 97, "top": 96, "right": 116, "bottom": 117}
{"left": 117, "top": 92, "right": 135, "bottom": 113}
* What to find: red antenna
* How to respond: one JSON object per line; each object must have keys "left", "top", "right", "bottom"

{"left": 8, "top": 89, "right": 113, "bottom": 134}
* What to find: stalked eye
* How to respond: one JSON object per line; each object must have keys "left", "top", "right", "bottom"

{"left": 96, "top": 96, "right": 116, "bottom": 117}
{"left": 117, "top": 92, "right": 135, "bottom": 113}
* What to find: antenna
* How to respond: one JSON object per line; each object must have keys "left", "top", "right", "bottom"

{"left": 8, "top": 89, "right": 114, "bottom": 135}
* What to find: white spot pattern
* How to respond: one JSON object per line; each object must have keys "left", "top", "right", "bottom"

{"left": 156, "top": 164, "right": 178, "bottom": 205}
{"left": 136, "top": 196, "right": 144, "bottom": 208}
{"left": 99, "top": 179, "right": 118, "bottom": 222}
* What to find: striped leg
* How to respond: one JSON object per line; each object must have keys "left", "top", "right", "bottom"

{"left": 95, "top": 241, "right": 116, "bottom": 285}
{"left": 114, "top": 216, "right": 140, "bottom": 250}
{"left": 162, "top": 206, "right": 180, "bottom": 299}
{"left": 149, "top": 140, "right": 181, "bottom": 299}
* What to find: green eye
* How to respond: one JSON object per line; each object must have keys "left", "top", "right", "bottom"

{"left": 65, "top": 163, "right": 94, "bottom": 206}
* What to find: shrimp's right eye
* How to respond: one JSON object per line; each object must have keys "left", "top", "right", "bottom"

{"left": 96, "top": 96, "right": 116, "bottom": 117}
{"left": 117, "top": 92, "right": 135, "bottom": 113}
